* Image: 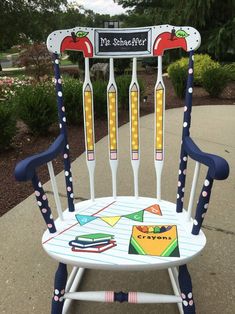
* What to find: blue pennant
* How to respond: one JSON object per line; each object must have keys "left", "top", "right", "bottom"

{"left": 75, "top": 214, "right": 97, "bottom": 226}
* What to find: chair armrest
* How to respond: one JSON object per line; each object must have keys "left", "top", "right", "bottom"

{"left": 15, "top": 134, "right": 65, "bottom": 182}
{"left": 183, "top": 136, "right": 229, "bottom": 180}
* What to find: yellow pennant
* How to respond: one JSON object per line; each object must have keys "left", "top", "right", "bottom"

{"left": 100, "top": 216, "right": 121, "bottom": 227}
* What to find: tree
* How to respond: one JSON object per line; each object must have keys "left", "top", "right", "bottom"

{"left": 64, "top": 7, "right": 111, "bottom": 67}
{"left": 116, "top": 0, "right": 235, "bottom": 61}
{"left": 15, "top": 43, "right": 53, "bottom": 81}
{"left": 0, "top": 0, "right": 67, "bottom": 50}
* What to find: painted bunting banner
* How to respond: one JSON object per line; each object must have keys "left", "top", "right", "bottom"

{"left": 75, "top": 204, "right": 162, "bottom": 227}
{"left": 75, "top": 214, "right": 98, "bottom": 226}
{"left": 124, "top": 210, "right": 144, "bottom": 222}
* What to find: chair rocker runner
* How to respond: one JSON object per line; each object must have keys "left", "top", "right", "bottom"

{"left": 15, "top": 25, "right": 229, "bottom": 314}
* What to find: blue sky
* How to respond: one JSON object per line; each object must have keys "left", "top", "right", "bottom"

{"left": 73, "top": 0, "right": 127, "bottom": 15}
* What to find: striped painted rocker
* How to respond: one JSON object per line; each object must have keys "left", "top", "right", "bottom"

{"left": 15, "top": 25, "right": 229, "bottom": 314}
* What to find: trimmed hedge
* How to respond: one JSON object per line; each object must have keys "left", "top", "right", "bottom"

{"left": 167, "top": 54, "right": 226, "bottom": 98}
{"left": 168, "top": 54, "right": 220, "bottom": 86}
{"left": 12, "top": 75, "right": 145, "bottom": 136}
{"left": 202, "top": 67, "right": 229, "bottom": 97}
{"left": 62, "top": 78, "right": 83, "bottom": 125}
{"left": 15, "top": 84, "right": 57, "bottom": 135}
{"left": 167, "top": 64, "right": 188, "bottom": 99}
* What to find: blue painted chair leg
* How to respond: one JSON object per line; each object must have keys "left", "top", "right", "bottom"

{"left": 178, "top": 265, "right": 196, "bottom": 314}
{"left": 51, "top": 263, "right": 68, "bottom": 314}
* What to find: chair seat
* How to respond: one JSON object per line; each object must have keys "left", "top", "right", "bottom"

{"left": 42, "top": 196, "right": 206, "bottom": 270}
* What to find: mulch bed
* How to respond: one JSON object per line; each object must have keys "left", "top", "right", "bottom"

{"left": 0, "top": 73, "right": 234, "bottom": 216}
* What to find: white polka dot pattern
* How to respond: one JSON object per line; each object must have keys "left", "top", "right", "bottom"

{"left": 53, "top": 54, "right": 75, "bottom": 212}
{"left": 177, "top": 52, "right": 194, "bottom": 213}
{"left": 192, "top": 173, "right": 213, "bottom": 235}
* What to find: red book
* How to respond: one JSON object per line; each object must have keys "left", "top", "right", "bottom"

{"left": 71, "top": 240, "right": 117, "bottom": 253}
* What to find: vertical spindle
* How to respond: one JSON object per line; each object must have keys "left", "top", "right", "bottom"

{"left": 130, "top": 58, "right": 140, "bottom": 198}
{"left": 154, "top": 56, "right": 165, "bottom": 201}
{"left": 107, "top": 58, "right": 118, "bottom": 198}
{"left": 83, "top": 58, "right": 95, "bottom": 201}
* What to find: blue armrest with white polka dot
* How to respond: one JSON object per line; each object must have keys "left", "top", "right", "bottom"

{"left": 15, "top": 134, "right": 65, "bottom": 182}
{"left": 183, "top": 136, "right": 229, "bottom": 180}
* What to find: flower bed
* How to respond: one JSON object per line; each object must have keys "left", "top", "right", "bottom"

{"left": 0, "top": 76, "right": 33, "bottom": 100}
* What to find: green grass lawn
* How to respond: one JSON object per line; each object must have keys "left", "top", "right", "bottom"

{"left": 0, "top": 52, "right": 8, "bottom": 59}
{"left": 60, "top": 59, "right": 73, "bottom": 66}
{"left": 0, "top": 69, "right": 25, "bottom": 77}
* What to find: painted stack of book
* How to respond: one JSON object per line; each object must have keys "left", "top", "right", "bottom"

{"left": 69, "top": 233, "right": 116, "bottom": 253}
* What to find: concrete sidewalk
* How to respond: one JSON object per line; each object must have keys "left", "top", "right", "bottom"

{"left": 0, "top": 105, "right": 234, "bottom": 314}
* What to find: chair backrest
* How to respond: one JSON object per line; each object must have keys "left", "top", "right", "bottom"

{"left": 47, "top": 24, "right": 201, "bottom": 209}
{"left": 15, "top": 24, "right": 230, "bottom": 239}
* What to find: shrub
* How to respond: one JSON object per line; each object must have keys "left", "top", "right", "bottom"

{"left": 62, "top": 78, "right": 83, "bottom": 125}
{"left": 15, "top": 84, "right": 57, "bottom": 135}
{"left": 116, "top": 75, "right": 131, "bottom": 110}
{"left": 168, "top": 63, "right": 188, "bottom": 99}
{"left": 0, "top": 75, "right": 32, "bottom": 100}
{"left": 202, "top": 67, "right": 229, "bottom": 97}
{"left": 93, "top": 80, "right": 107, "bottom": 119}
{"left": 168, "top": 54, "right": 219, "bottom": 86}
{"left": 62, "top": 78, "right": 108, "bottom": 123}
{"left": 62, "top": 75, "right": 145, "bottom": 121}
{"left": 0, "top": 102, "right": 16, "bottom": 150}
{"left": 15, "top": 43, "right": 53, "bottom": 81}
{"left": 222, "top": 63, "right": 235, "bottom": 81}
{"left": 114, "top": 58, "right": 131, "bottom": 75}
{"left": 61, "top": 67, "right": 81, "bottom": 79}
{"left": 116, "top": 75, "right": 145, "bottom": 110}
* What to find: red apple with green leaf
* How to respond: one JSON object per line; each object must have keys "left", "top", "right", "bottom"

{"left": 153, "top": 29, "right": 189, "bottom": 56}
{"left": 60, "top": 31, "right": 93, "bottom": 57}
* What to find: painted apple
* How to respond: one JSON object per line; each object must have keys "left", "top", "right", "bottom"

{"left": 60, "top": 31, "right": 93, "bottom": 57}
{"left": 153, "top": 29, "right": 189, "bottom": 56}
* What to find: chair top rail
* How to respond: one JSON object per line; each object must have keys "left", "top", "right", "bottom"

{"left": 47, "top": 25, "right": 201, "bottom": 57}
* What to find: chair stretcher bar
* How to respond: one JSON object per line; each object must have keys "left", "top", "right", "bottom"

{"left": 63, "top": 291, "right": 182, "bottom": 304}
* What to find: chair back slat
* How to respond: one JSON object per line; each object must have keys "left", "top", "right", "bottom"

{"left": 83, "top": 58, "right": 95, "bottom": 201}
{"left": 130, "top": 57, "right": 140, "bottom": 198}
{"left": 47, "top": 161, "right": 64, "bottom": 221}
{"left": 107, "top": 58, "right": 118, "bottom": 198}
{"left": 154, "top": 56, "right": 165, "bottom": 200}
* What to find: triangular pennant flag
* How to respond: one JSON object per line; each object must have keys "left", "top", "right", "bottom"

{"left": 145, "top": 204, "right": 162, "bottom": 216}
{"left": 124, "top": 210, "right": 144, "bottom": 222}
{"left": 75, "top": 214, "right": 98, "bottom": 226}
{"left": 100, "top": 216, "right": 121, "bottom": 227}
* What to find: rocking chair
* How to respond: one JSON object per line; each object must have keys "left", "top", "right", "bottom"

{"left": 15, "top": 24, "right": 229, "bottom": 314}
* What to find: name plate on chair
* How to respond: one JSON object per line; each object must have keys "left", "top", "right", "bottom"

{"left": 95, "top": 28, "right": 152, "bottom": 56}
{"left": 47, "top": 25, "right": 201, "bottom": 57}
